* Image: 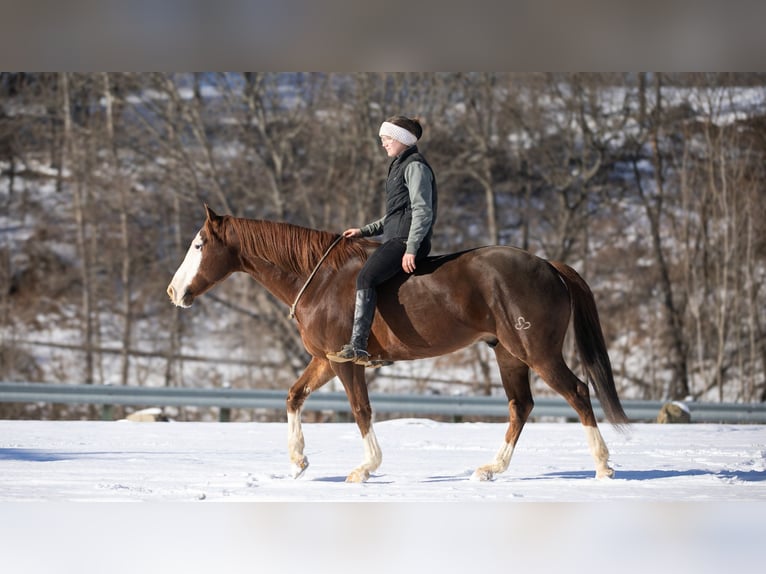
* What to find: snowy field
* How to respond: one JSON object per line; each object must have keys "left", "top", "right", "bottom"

{"left": 1, "top": 419, "right": 765, "bottom": 573}
{"left": 1, "top": 419, "right": 764, "bottom": 502}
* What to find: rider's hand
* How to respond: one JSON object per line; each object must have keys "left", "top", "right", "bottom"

{"left": 402, "top": 253, "right": 416, "bottom": 273}
{"left": 343, "top": 228, "right": 362, "bottom": 238}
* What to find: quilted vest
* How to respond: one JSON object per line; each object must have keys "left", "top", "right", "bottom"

{"left": 382, "top": 145, "right": 437, "bottom": 246}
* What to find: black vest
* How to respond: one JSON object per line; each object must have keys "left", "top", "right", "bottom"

{"left": 382, "top": 145, "right": 438, "bottom": 246}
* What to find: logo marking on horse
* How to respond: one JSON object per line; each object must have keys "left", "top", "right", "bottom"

{"left": 515, "top": 316, "right": 531, "bottom": 330}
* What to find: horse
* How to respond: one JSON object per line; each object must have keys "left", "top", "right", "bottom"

{"left": 167, "top": 205, "right": 629, "bottom": 483}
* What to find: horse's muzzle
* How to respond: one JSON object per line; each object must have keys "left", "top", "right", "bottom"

{"left": 167, "top": 284, "right": 193, "bottom": 308}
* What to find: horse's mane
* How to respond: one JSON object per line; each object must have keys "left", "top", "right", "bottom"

{"left": 225, "top": 217, "right": 373, "bottom": 276}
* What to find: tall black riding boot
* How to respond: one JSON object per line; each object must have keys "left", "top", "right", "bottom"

{"left": 327, "top": 288, "right": 376, "bottom": 365}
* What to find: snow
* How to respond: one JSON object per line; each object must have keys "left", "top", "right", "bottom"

{"left": 1, "top": 419, "right": 764, "bottom": 573}
{"left": 1, "top": 419, "right": 764, "bottom": 502}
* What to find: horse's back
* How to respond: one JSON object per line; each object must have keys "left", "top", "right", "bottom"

{"left": 418, "top": 245, "right": 558, "bottom": 285}
{"left": 383, "top": 244, "right": 566, "bottom": 309}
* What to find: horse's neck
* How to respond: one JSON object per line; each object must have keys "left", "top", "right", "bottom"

{"left": 231, "top": 220, "right": 309, "bottom": 307}
{"left": 241, "top": 256, "right": 303, "bottom": 307}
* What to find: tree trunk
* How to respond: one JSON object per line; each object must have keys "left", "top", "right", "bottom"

{"left": 61, "top": 73, "right": 95, "bottom": 385}
{"left": 635, "top": 73, "right": 690, "bottom": 400}
{"left": 102, "top": 73, "right": 133, "bottom": 387}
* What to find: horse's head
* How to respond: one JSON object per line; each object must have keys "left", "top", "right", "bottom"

{"left": 167, "top": 205, "right": 239, "bottom": 308}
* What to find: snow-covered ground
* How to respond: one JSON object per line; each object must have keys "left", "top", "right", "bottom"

{"left": 1, "top": 419, "right": 764, "bottom": 502}
{"left": 1, "top": 419, "right": 764, "bottom": 573}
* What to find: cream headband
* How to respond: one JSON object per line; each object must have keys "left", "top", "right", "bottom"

{"left": 379, "top": 121, "right": 418, "bottom": 146}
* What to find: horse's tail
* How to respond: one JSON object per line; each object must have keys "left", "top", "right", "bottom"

{"left": 549, "top": 261, "right": 629, "bottom": 427}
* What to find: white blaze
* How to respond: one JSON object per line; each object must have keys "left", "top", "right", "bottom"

{"left": 168, "top": 231, "right": 203, "bottom": 307}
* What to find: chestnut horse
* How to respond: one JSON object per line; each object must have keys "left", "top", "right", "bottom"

{"left": 167, "top": 206, "right": 628, "bottom": 483}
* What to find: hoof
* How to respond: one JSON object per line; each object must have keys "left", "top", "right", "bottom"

{"left": 596, "top": 466, "right": 615, "bottom": 479}
{"left": 291, "top": 457, "right": 309, "bottom": 479}
{"left": 470, "top": 467, "right": 495, "bottom": 482}
{"left": 345, "top": 468, "right": 370, "bottom": 483}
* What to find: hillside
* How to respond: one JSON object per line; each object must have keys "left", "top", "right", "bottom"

{"left": 1, "top": 73, "right": 765, "bottom": 420}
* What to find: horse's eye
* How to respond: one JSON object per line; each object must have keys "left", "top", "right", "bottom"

{"left": 194, "top": 242, "right": 203, "bottom": 251}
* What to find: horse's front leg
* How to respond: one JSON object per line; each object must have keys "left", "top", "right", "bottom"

{"left": 333, "top": 362, "right": 382, "bottom": 483}
{"left": 346, "top": 425, "right": 382, "bottom": 483}
{"left": 285, "top": 357, "right": 336, "bottom": 478}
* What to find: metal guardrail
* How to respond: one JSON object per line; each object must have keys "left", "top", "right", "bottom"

{"left": 2, "top": 381, "right": 766, "bottom": 423}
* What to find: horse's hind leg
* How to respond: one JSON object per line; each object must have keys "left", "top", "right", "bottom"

{"left": 536, "top": 358, "right": 614, "bottom": 478}
{"left": 285, "top": 357, "right": 336, "bottom": 478}
{"left": 473, "top": 346, "right": 534, "bottom": 481}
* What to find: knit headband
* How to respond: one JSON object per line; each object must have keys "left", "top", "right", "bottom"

{"left": 379, "top": 121, "right": 418, "bottom": 146}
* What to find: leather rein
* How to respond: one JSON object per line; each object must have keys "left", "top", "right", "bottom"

{"left": 288, "top": 235, "right": 343, "bottom": 320}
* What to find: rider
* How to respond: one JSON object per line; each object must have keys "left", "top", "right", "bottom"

{"left": 327, "top": 115, "right": 438, "bottom": 366}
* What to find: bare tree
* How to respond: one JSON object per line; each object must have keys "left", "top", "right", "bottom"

{"left": 60, "top": 73, "right": 97, "bottom": 385}
{"left": 631, "top": 73, "right": 690, "bottom": 400}
{"left": 101, "top": 73, "right": 134, "bottom": 387}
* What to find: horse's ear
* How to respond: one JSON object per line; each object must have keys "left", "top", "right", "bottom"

{"left": 204, "top": 204, "right": 222, "bottom": 224}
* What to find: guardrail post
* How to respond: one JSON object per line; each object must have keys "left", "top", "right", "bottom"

{"left": 101, "top": 403, "right": 114, "bottom": 421}
{"left": 218, "top": 383, "right": 232, "bottom": 422}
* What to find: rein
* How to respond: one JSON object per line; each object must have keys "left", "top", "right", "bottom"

{"left": 288, "top": 235, "right": 343, "bottom": 320}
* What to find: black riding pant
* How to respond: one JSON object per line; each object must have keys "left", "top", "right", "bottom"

{"left": 355, "top": 239, "right": 430, "bottom": 290}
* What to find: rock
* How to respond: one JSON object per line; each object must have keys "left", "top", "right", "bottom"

{"left": 656, "top": 401, "right": 691, "bottom": 423}
{"left": 124, "top": 408, "right": 169, "bottom": 422}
